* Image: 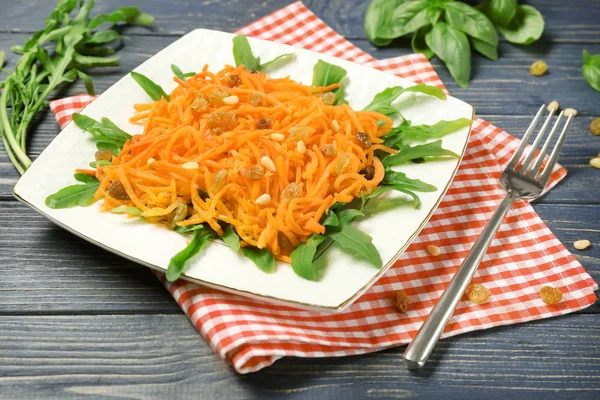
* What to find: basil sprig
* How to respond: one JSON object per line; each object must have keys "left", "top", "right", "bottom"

{"left": 582, "top": 49, "right": 600, "bottom": 93}
{"left": 364, "top": 0, "right": 544, "bottom": 88}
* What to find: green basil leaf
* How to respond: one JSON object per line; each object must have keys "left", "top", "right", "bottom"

{"left": 364, "top": 0, "right": 405, "bottom": 46}
{"left": 382, "top": 140, "right": 459, "bottom": 167}
{"left": 232, "top": 35, "right": 261, "bottom": 71}
{"left": 322, "top": 211, "right": 340, "bottom": 227}
{"left": 471, "top": 37, "right": 498, "bottom": 61}
{"left": 481, "top": 0, "right": 517, "bottom": 27}
{"left": 445, "top": 2, "right": 498, "bottom": 47}
{"left": 74, "top": 172, "right": 98, "bottom": 183}
{"left": 86, "top": 29, "right": 121, "bottom": 44}
{"left": 89, "top": 7, "right": 154, "bottom": 30}
{"left": 411, "top": 26, "right": 434, "bottom": 59}
{"left": 96, "top": 141, "right": 121, "bottom": 155}
{"left": 221, "top": 225, "right": 241, "bottom": 252}
{"left": 259, "top": 53, "right": 295, "bottom": 71}
{"left": 399, "top": 118, "right": 472, "bottom": 140}
{"left": 582, "top": 49, "right": 600, "bottom": 92}
{"left": 241, "top": 247, "right": 276, "bottom": 274}
{"left": 131, "top": 71, "right": 170, "bottom": 101}
{"left": 111, "top": 205, "right": 143, "bottom": 215}
{"left": 497, "top": 5, "right": 544, "bottom": 45}
{"left": 378, "top": 0, "right": 440, "bottom": 40}
{"left": 312, "top": 60, "right": 348, "bottom": 105}
{"left": 75, "top": 70, "right": 95, "bottom": 95}
{"left": 45, "top": 180, "right": 100, "bottom": 209}
{"left": 166, "top": 226, "right": 214, "bottom": 281}
{"left": 328, "top": 224, "right": 382, "bottom": 268}
{"left": 291, "top": 234, "right": 325, "bottom": 281}
{"left": 426, "top": 21, "right": 471, "bottom": 88}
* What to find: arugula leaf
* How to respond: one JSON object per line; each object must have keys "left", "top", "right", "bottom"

{"left": 86, "top": 29, "right": 121, "bottom": 44}
{"left": 166, "top": 226, "right": 214, "bottom": 281}
{"left": 45, "top": 176, "right": 100, "bottom": 209}
{"left": 470, "top": 37, "right": 498, "bottom": 61}
{"left": 75, "top": 70, "right": 95, "bottom": 95}
{"left": 328, "top": 225, "right": 382, "bottom": 268}
{"left": 111, "top": 205, "right": 143, "bottom": 215}
{"left": 241, "top": 247, "right": 276, "bottom": 274}
{"left": 232, "top": 35, "right": 295, "bottom": 72}
{"left": 426, "top": 21, "right": 471, "bottom": 89}
{"left": 364, "top": 0, "right": 405, "bottom": 46}
{"left": 337, "top": 209, "right": 364, "bottom": 226}
{"left": 131, "top": 71, "right": 169, "bottom": 101}
{"left": 89, "top": 160, "right": 112, "bottom": 168}
{"left": 411, "top": 26, "right": 434, "bottom": 59}
{"left": 444, "top": 2, "right": 498, "bottom": 47}
{"left": 376, "top": 0, "right": 441, "bottom": 40}
{"left": 88, "top": 7, "right": 154, "bottom": 30}
{"left": 582, "top": 49, "right": 600, "bottom": 92}
{"left": 312, "top": 60, "right": 348, "bottom": 105}
{"left": 291, "top": 234, "right": 326, "bottom": 281}
{"left": 322, "top": 211, "right": 340, "bottom": 227}
{"left": 73, "top": 172, "right": 96, "bottom": 183}
{"left": 171, "top": 64, "right": 195, "bottom": 80}
{"left": 0, "top": 51, "right": 4, "bottom": 69}
{"left": 221, "top": 225, "right": 241, "bottom": 252}
{"left": 480, "top": 0, "right": 517, "bottom": 27}
{"left": 96, "top": 141, "right": 120, "bottom": 155}
{"left": 383, "top": 170, "right": 437, "bottom": 192}
{"left": 382, "top": 140, "right": 459, "bottom": 167}
{"left": 363, "top": 84, "right": 446, "bottom": 116}
{"left": 497, "top": 5, "right": 544, "bottom": 45}
{"left": 398, "top": 118, "right": 472, "bottom": 140}
{"left": 72, "top": 113, "right": 131, "bottom": 148}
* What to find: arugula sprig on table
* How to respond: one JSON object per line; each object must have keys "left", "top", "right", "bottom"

{"left": 365, "top": 0, "right": 544, "bottom": 88}
{"left": 0, "top": 0, "right": 153, "bottom": 175}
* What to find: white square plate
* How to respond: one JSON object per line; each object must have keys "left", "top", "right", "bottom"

{"left": 14, "top": 29, "right": 473, "bottom": 311}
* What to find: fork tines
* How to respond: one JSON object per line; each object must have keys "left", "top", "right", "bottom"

{"left": 506, "top": 104, "right": 574, "bottom": 186}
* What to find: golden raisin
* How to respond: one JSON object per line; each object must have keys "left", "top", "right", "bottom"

{"left": 227, "top": 74, "right": 241, "bottom": 87}
{"left": 466, "top": 283, "right": 490, "bottom": 303}
{"left": 394, "top": 290, "right": 410, "bottom": 313}
{"left": 108, "top": 181, "right": 130, "bottom": 201}
{"left": 356, "top": 132, "right": 372, "bottom": 149}
{"left": 212, "top": 169, "right": 228, "bottom": 193}
{"left": 212, "top": 127, "right": 224, "bottom": 136}
{"left": 209, "top": 91, "right": 229, "bottom": 106}
{"left": 191, "top": 93, "right": 208, "bottom": 111}
{"left": 320, "top": 91, "right": 336, "bottom": 106}
{"left": 206, "top": 111, "right": 238, "bottom": 131}
{"left": 530, "top": 60, "right": 547, "bottom": 76}
{"left": 288, "top": 126, "right": 310, "bottom": 141}
{"left": 320, "top": 144, "right": 336, "bottom": 157}
{"left": 590, "top": 118, "right": 600, "bottom": 136}
{"left": 94, "top": 148, "right": 113, "bottom": 161}
{"left": 360, "top": 165, "right": 375, "bottom": 180}
{"left": 334, "top": 153, "right": 351, "bottom": 176}
{"left": 257, "top": 118, "right": 271, "bottom": 130}
{"left": 247, "top": 165, "right": 265, "bottom": 180}
{"left": 167, "top": 203, "right": 188, "bottom": 230}
{"left": 281, "top": 182, "right": 301, "bottom": 201}
{"left": 539, "top": 286, "right": 563, "bottom": 305}
{"left": 249, "top": 92, "right": 262, "bottom": 106}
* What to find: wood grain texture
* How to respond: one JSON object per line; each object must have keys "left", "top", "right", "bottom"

{"left": 1, "top": 200, "right": 597, "bottom": 314}
{"left": 0, "top": 0, "right": 599, "bottom": 42}
{"left": 0, "top": 313, "right": 599, "bottom": 399}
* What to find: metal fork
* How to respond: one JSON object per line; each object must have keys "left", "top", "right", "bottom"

{"left": 403, "top": 104, "right": 574, "bottom": 370}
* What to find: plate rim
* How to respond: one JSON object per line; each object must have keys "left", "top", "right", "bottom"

{"left": 13, "top": 28, "right": 475, "bottom": 312}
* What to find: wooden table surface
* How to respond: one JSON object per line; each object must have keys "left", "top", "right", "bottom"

{"left": 1, "top": 1, "right": 599, "bottom": 398}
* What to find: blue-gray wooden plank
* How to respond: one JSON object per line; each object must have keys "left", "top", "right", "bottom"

{"left": 0, "top": 313, "right": 598, "bottom": 399}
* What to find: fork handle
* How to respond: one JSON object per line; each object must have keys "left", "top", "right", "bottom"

{"left": 403, "top": 194, "right": 515, "bottom": 370}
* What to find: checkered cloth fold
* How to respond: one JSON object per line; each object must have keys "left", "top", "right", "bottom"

{"left": 49, "top": 1, "right": 597, "bottom": 374}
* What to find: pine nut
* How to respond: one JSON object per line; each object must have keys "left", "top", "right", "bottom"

{"left": 330, "top": 119, "right": 340, "bottom": 132}
{"left": 182, "top": 161, "right": 199, "bottom": 169}
{"left": 270, "top": 133, "right": 285, "bottom": 141}
{"left": 574, "top": 240, "right": 591, "bottom": 250}
{"left": 147, "top": 157, "right": 156, "bottom": 165}
{"left": 296, "top": 140, "right": 306, "bottom": 154}
{"left": 547, "top": 100, "right": 559, "bottom": 112}
{"left": 563, "top": 108, "right": 578, "bottom": 117}
{"left": 427, "top": 244, "right": 440, "bottom": 256}
{"left": 223, "top": 95, "right": 239, "bottom": 105}
{"left": 260, "top": 156, "right": 276, "bottom": 172}
{"left": 255, "top": 193, "right": 271, "bottom": 206}
{"left": 590, "top": 158, "right": 600, "bottom": 169}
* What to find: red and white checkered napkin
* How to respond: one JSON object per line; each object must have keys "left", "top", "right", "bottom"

{"left": 50, "top": 1, "right": 597, "bottom": 373}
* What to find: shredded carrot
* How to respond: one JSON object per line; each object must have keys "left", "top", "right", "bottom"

{"left": 95, "top": 65, "right": 395, "bottom": 258}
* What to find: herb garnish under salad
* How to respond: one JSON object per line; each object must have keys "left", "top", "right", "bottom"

{"left": 46, "top": 35, "right": 471, "bottom": 281}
